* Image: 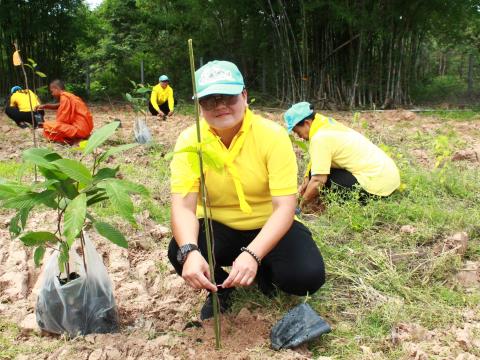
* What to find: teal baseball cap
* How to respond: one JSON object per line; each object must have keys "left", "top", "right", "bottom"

{"left": 195, "top": 60, "right": 244, "bottom": 99}
{"left": 284, "top": 102, "right": 314, "bottom": 132}
{"left": 159, "top": 75, "right": 169, "bottom": 82}
{"left": 10, "top": 86, "right": 22, "bottom": 94}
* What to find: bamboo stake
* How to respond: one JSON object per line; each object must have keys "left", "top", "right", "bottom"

{"left": 187, "top": 39, "right": 221, "bottom": 349}
{"left": 13, "top": 43, "right": 38, "bottom": 181}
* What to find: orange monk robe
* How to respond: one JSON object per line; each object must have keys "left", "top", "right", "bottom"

{"left": 43, "top": 92, "right": 94, "bottom": 143}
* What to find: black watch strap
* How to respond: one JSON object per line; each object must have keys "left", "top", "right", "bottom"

{"left": 178, "top": 244, "right": 199, "bottom": 265}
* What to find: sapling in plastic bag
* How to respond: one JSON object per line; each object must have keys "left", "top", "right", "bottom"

{"left": 134, "top": 117, "right": 152, "bottom": 144}
{"left": 36, "top": 232, "right": 118, "bottom": 337}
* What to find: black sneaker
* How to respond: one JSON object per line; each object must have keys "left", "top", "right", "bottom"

{"left": 200, "top": 288, "right": 234, "bottom": 321}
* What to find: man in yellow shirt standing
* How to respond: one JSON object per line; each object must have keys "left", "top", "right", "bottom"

{"left": 149, "top": 75, "right": 174, "bottom": 121}
{"left": 5, "top": 86, "right": 44, "bottom": 128}
{"left": 284, "top": 102, "right": 400, "bottom": 208}
{"left": 169, "top": 61, "right": 325, "bottom": 320}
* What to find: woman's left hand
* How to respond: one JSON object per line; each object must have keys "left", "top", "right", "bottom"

{"left": 222, "top": 251, "right": 258, "bottom": 288}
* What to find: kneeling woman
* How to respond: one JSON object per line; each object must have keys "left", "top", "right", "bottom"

{"left": 168, "top": 61, "right": 325, "bottom": 320}
{"left": 284, "top": 102, "right": 400, "bottom": 207}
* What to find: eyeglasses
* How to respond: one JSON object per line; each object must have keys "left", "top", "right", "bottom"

{"left": 198, "top": 94, "right": 240, "bottom": 111}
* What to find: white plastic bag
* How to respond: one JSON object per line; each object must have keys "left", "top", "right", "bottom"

{"left": 36, "top": 232, "right": 118, "bottom": 337}
{"left": 134, "top": 117, "right": 152, "bottom": 144}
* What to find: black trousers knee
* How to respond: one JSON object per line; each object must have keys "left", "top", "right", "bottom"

{"left": 5, "top": 107, "right": 44, "bottom": 127}
{"left": 168, "top": 220, "right": 326, "bottom": 296}
{"left": 148, "top": 100, "right": 171, "bottom": 116}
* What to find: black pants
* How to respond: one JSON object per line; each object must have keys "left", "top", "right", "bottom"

{"left": 5, "top": 106, "right": 44, "bottom": 127}
{"left": 320, "top": 168, "right": 373, "bottom": 202}
{"left": 168, "top": 220, "right": 325, "bottom": 296}
{"left": 325, "top": 168, "right": 359, "bottom": 189}
{"left": 148, "top": 100, "right": 172, "bottom": 116}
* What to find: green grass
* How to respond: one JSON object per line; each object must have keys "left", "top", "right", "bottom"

{"left": 420, "top": 110, "right": 480, "bottom": 121}
{"left": 0, "top": 318, "right": 62, "bottom": 359}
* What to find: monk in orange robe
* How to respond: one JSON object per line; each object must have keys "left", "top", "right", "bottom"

{"left": 37, "top": 80, "right": 93, "bottom": 144}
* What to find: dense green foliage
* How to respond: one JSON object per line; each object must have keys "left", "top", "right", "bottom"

{"left": 1, "top": 0, "right": 479, "bottom": 107}
{"left": 0, "top": 122, "right": 147, "bottom": 275}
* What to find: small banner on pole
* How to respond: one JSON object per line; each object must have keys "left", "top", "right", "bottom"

{"left": 13, "top": 50, "right": 22, "bottom": 66}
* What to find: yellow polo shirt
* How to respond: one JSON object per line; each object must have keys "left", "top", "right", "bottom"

{"left": 171, "top": 108, "right": 298, "bottom": 230}
{"left": 10, "top": 90, "right": 40, "bottom": 112}
{"left": 150, "top": 84, "right": 174, "bottom": 112}
{"left": 309, "top": 114, "right": 400, "bottom": 196}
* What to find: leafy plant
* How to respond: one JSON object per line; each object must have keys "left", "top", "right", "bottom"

{"left": 125, "top": 80, "right": 151, "bottom": 119}
{"left": 0, "top": 122, "right": 146, "bottom": 279}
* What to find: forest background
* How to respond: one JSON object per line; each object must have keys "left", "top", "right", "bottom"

{"left": 0, "top": 0, "right": 479, "bottom": 108}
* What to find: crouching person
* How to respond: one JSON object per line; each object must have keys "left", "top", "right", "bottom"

{"left": 284, "top": 102, "right": 400, "bottom": 208}
{"left": 168, "top": 61, "right": 325, "bottom": 320}
{"left": 5, "top": 86, "right": 44, "bottom": 128}
{"left": 37, "top": 80, "right": 93, "bottom": 144}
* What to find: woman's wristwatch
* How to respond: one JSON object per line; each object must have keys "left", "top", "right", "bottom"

{"left": 177, "top": 244, "right": 199, "bottom": 265}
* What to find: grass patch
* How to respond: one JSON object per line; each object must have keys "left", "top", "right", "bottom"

{"left": 420, "top": 110, "right": 480, "bottom": 121}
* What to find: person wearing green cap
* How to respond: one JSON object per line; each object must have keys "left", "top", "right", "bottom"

{"left": 5, "top": 86, "right": 44, "bottom": 128}
{"left": 284, "top": 102, "right": 400, "bottom": 209}
{"left": 168, "top": 61, "right": 325, "bottom": 321}
{"left": 149, "top": 74, "right": 175, "bottom": 121}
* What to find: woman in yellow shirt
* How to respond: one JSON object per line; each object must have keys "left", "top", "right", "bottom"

{"left": 5, "top": 86, "right": 44, "bottom": 128}
{"left": 284, "top": 102, "right": 400, "bottom": 208}
{"left": 169, "top": 61, "right": 325, "bottom": 320}
{"left": 149, "top": 75, "right": 175, "bottom": 121}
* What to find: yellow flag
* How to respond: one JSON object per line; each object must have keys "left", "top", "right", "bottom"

{"left": 13, "top": 50, "right": 22, "bottom": 66}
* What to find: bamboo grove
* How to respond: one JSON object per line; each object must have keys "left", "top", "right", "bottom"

{"left": 1, "top": 0, "right": 479, "bottom": 107}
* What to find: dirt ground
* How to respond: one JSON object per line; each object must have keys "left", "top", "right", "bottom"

{"left": 0, "top": 106, "right": 479, "bottom": 359}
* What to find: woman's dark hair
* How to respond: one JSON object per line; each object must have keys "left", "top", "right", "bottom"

{"left": 296, "top": 111, "right": 316, "bottom": 128}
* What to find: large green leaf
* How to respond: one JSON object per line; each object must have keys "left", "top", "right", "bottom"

{"left": 20, "top": 231, "right": 58, "bottom": 246}
{"left": 63, "top": 193, "right": 87, "bottom": 246}
{"left": 3, "top": 190, "right": 56, "bottom": 210}
{"left": 115, "top": 179, "right": 149, "bottom": 196}
{"left": 93, "top": 167, "right": 119, "bottom": 182}
{"left": 53, "top": 159, "right": 92, "bottom": 185}
{"left": 53, "top": 179, "right": 79, "bottom": 199}
{"left": 0, "top": 183, "right": 30, "bottom": 200}
{"left": 83, "top": 122, "right": 120, "bottom": 155}
{"left": 94, "top": 222, "right": 128, "bottom": 248}
{"left": 34, "top": 246, "right": 46, "bottom": 267}
{"left": 99, "top": 180, "right": 135, "bottom": 224}
{"left": 9, "top": 206, "right": 31, "bottom": 237}
{"left": 22, "top": 148, "right": 59, "bottom": 170}
{"left": 97, "top": 143, "right": 138, "bottom": 163}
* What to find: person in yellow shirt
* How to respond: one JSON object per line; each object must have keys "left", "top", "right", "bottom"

{"left": 284, "top": 102, "right": 400, "bottom": 208}
{"left": 5, "top": 86, "right": 44, "bottom": 128}
{"left": 168, "top": 61, "right": 325, "bottom": 320}
{"left": 149, "top": 75, "right": 175, "bottom": 121}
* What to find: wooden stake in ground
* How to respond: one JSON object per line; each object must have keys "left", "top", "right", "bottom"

{"left": 188, "top": 38, "right": 221, "bottom": 349}
{"left": 13, "top": 43, "right": 38, "bottom": 181}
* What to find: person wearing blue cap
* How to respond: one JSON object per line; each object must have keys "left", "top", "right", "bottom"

{"left": 149, "top": 74, "right": 175, "bottom": 121}
{"left": 284, "top": 102, "right": 400, "bottom": 209}
{"left": 5, "top": 86, "right": 44, "bottom": 128}
{"left": 168, "top": 61, "right": 325, "bottom": 321}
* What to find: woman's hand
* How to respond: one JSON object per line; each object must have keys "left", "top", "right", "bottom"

{"left": 298, "top": 177, "right": 309, "bottom": 195}
{"left": 182, "top": 250, "right": 217, "bottom": 292}
{"left": 222, "top": 251, "right": 258, "bottom": 288}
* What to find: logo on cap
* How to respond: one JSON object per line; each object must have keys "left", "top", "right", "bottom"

{"left": 199, "top": 66, "right": 234, "bottom": 85}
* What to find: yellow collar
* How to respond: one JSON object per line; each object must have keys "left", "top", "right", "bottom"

{"left": 199, "top": 108, "right": 254, "bottom": 214}
{"left": 308, "top": 113, "right": 332, "bottom": 140}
